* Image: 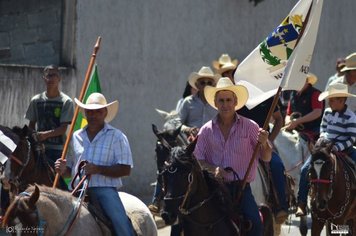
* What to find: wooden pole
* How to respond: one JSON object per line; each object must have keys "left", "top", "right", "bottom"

{"left": 53, "top": 36, "right": 102, "bottom": 188}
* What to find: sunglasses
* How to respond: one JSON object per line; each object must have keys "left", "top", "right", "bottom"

{"left": 199, "top": 80, "right": 214, "bottom": 86}
{"left": 44, "top": 73, "right": 58, "bottom": 79}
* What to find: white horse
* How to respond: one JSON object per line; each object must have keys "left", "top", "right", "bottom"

{"left": 273, "top": 129, "right": 311, "bottom": 236}
{"left": 3, "top": 185, "right": 157, "bottom": 236}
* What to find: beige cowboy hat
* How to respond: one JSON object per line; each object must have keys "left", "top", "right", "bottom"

{"left": 318, "top": 83, "right": 356, "bottom": 101}
{"left": 188, "top": 66, "right": 220, "bottom": 90}
{"left": 340, "top": 52, "right": 356, "bottom": 72}
{"left": 74, "top": 92, "right": 119, "bottom": 122}
{"left": 212, "top": 54, "right": 239, "bottom": 74}
{"left": 306, "top": 72, "right": 318, "bottom": 85}
{"left": 204, "top": 77, "right": 249, "bottom": 111}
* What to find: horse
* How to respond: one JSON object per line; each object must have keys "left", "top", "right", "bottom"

{"left": 308, "top": 138, "right": 356, "bottom": 236}
{"left": 1, "top": 125, "right": 56, "bottom": 199}
{"left": 273, "top": 129, "right": 311, "bottom": 235}
{"left": 2, "top": 185, "right": 158, "bottom": 236}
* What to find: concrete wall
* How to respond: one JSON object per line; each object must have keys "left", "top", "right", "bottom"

{"left": 0, "top": 0, "right": 355, "bottom": 198}
{"left": 0, "top": 0, "right": 62, "bottom": 65}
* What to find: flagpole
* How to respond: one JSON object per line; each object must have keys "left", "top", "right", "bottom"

{"left": 53, "top": 36, "right": 102, "bottom": 188}
{"left": 235, "top": 1, "right": 314, "bottom": 203}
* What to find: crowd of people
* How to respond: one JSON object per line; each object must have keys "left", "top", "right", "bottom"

{"left": 0, "top": 50, "right": 355, "bottom": 236}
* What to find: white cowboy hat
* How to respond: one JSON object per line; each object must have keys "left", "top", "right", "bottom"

{"left": 74, "top": 92, "right": 119, "bottom": 122}
{"left": 188, "top": 66, "right": 220, "bottom": 90}
{"left": 306, "top": 72, "right": 318, "bottom": 85}
{"left": 340, "top": 52, "right": 356, "bottom": 72}
{"left": 318, "top": 83, "right": 356, "bottom": 101}
{"left": 212, "top": 54, "right": 239, "bottom": 74}
{"left": 204, "top": 77, "right": 249, "bottom": 111}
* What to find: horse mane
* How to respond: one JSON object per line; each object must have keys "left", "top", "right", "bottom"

{"left": 202, "top": 170, "right": 233, "bottom": 214}
{"left": 311, "top": 138, "right": 334, "bottom": 161}
{"left": 171, "top": 147, "right": 233, "bottom": 215}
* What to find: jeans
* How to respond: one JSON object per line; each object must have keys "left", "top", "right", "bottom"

{"left": 269, "top": 152, "right": 288, "bottom": 211}
{"left": 152, "top": 178, "right": 163, "bottom": 202}
{"left": 226, "top": 184, "right": 263, "bottom": 236}
{"left": 297, "top": 156, "right": 311, "bottom": 205}
{"left": 87, "top": 187, "right": 135, "bottom": 236}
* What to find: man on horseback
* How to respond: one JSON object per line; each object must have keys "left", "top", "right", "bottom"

{"left": 296, "top": 83, "right": 356, "bottom": 217}
{"left": 25, "top": 65, "right": 74, "bottom": 168}
{"left": 194, "top": 77, "right": 272, "bottom": 236}
{"left": 178, "top": 66, "right": 219, "bottom": 135}
{"left": 55, "top": 93, "right": 135, "bottom": 236}
{"left": 215, "top": 53, "right": 289, "bottom": 223}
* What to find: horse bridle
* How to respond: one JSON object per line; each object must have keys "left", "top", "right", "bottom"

{"left": 309, "top": 153, "right": 352, "bottom": 222}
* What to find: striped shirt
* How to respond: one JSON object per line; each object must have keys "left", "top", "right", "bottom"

{"left": 320, "top": 106, "right": 356, "bottom": 152}
{"left": 194, "top": 114, "right": 261, "bottom": 182}
{"left": 68, "top": 123, "right": 133, "bottom": 189}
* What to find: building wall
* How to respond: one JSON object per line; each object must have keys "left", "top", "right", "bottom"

{"left": 0, "top": 0, "right": 355, "bottom": 198}
{"left": 0, "top": 0, "right": 62, "bottom": 65}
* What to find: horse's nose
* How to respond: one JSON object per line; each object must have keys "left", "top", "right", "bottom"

{"left": 161, "top": 211, "right": 177, "bottom": 225}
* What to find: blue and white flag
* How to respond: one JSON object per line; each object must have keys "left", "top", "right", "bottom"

{"left": 0, "top": 126, "right": 19, "bottom": 164}
{"left": 234, "top": 0, "right": 324, "bottom": 109}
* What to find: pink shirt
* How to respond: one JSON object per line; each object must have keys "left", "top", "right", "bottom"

{"left": 194, "top": 114, "right": 261, "bottom": 182}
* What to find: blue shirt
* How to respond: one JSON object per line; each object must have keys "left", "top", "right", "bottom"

{"left": 68, "top": 123, "right": 133, "bottom": 189}
{"left": 178, "top": 94, "right": 217, "bottom": 128}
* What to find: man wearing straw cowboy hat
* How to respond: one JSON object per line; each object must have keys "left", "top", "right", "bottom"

{"left": 296, "top": 83, "right": 356, "bottom": 217}
{"left": 55, "top": 92, "right": 135, "bottom": 236}
{"left": 329, "top": 52, "right": 356, "bottom": 112}
{"left": 285, "top": 73, "right": 324, "bottom": 143}
{"left": 178, "top": 66, "right": 220, "bottom": 135}
{"left": 194, "top": 77, "right": 272, "bottom": 236}
{"left": 212, "top": 53, "right": 239, "bottom": 78}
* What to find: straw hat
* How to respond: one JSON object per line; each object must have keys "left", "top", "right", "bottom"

{"left": 212, "top": 54, "right": 239, "bottom": 74}
{"left": 204, "top": 77, "right": 249, "bottom": 110}
{"left": 318, "top": 83, "right": 356, "bottom": 101}
{"left": 188, "top": 66, "right": 220, "bottom": 90}
{"left": 74, "top": 93, "right": 119, "bottom": 122}
{"left": 340, "top": 52, "right": 356, "bottom": 72}
{"left": 306, "top": 72, "right": 318, "bottom": 85}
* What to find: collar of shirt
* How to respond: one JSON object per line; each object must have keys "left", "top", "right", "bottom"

{"left": 79, "top": 123, "right": 114, "bottom": 142}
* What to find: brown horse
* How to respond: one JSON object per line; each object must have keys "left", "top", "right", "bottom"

{"left": 309, "top": 138, "right": 356, "bottom": 236}
{"left": 2, "top": 125, "right": 56, "bottom": 198}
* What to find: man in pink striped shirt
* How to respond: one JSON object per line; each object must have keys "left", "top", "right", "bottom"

{"left": 194, "top": 77, "right": 272, "bottom": 236}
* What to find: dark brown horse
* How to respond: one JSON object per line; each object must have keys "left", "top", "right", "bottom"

{"left": 161, "top": 144, "right": 239, "bottom": 236}
{"left": 309, "top": 138, "right": 356, "bottom": 236}
{"left": 2, "top": 125, "right": 56, "bottom": 198}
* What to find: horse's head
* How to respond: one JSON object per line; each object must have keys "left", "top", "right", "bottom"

{"left": 2, "top": 185, "right": 40, "bottom": 233}
{"left": 5, "top": 125, "right": 44, "bottom": 194}
{"left": 309, "top": 138, "right": 335, "bottom": 211}
{"left": 160, "top": 141, "right": 202, "bottom": 225}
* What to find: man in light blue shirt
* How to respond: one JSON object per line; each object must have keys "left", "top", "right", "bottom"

{"left": 178, "top": 66, "right": 219, "bottom": 134}
{"left": 55, "top": 93, "right": 134, "bottom": 236}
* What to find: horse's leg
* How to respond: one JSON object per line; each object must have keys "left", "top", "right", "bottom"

{"left": 310, "top": 217, "right": 324, "bottom": 236}
{"left": 299, "top": 215, "right": 308, "bottom": 236}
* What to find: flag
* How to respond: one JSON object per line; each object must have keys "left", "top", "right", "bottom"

{"left": 73, "top": 64, "right": 102, "bottom": 131}
{"left": 0, "top": 126, "right": 19, "bottom": 164}
{"left": 234, "top": 0, "right": 323, "bottom": 109}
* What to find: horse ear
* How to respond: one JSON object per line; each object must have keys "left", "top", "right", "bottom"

{"left": 185, "top": 136, "right": 198, "bottom": 156}
{"left": 22, "top": 125, "right": 29, "bottom": 136}
{"left": 173, "top": 125, "right": 182, "bottom": 138}
{"left": 155, "top": 108, "right": 170, "bottom": 119}
{"left": 152, "top": 124, "right": 160, "bottom": 138}
{"left": 28, "top": 185, "right": 40, "bottom": 209}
